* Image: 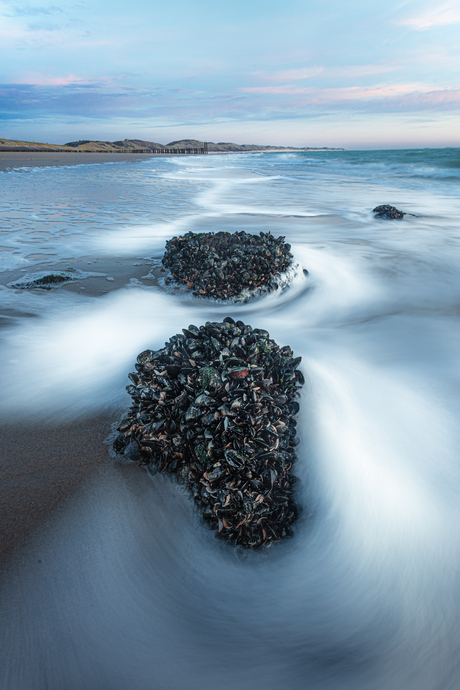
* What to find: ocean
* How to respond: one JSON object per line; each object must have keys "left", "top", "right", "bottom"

{"left": 1, "top": 149, "right": 460, "bottom": 689}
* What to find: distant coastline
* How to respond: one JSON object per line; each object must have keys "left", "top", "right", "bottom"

{"left": 0, "top": 136, "right": 345, "bottom": 154}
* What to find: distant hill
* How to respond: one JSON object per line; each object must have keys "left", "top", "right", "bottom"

{"left": 0, "top": 137, "right": 76, "bottom": 152}
{"left": 64, "top": 138, "right": 167, "bottom": 151}
{"left": 0, "top": 136, "right": 344, "bottom": 153}
{"left": 62, "top": 138, "right": 295, "bottom": 152}
{"left": 64, "top": 139, "right": 344, "bottom": 152}
{"left": 165, "top": 139, "right": 304, "bottom": 152}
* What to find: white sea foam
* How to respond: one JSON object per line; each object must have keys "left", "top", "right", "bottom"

{"left": 1, "top": 150, "right": 460, "bottom": 689}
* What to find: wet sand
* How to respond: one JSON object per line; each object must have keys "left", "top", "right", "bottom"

{"left": 0, "top": 150, "right": 298, "bottom": 173}
{"left": 0, "top": 415, "right": 115, "bottom": 567}
{"left": 0, "top": 148, "right": 217, "bottom": 567}
{"left": 1, "top": 255, "right": 166, "bottom": 300}
{"left": 0, "top": 151, "right": 202, "bottom": 172}
{"left": 0, "top": 258, "right": 166, "bottom": 565}
{"left": 0, "top": 260, "right": 189, "bottom": 566}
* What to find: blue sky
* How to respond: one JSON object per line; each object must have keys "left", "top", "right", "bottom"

{"left": 1, "top": 0, "right": 460, "bottom": 147}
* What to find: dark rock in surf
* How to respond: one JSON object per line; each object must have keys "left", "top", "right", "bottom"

{"left": 113, "top": 318, "right": 303, "bottom": 548}
{"left": 9, "top": 272, "right": 76, "bottom": 290}
{"left": 162, "top": 230, "right": 295, "bottom": 300}
{"left": 373, "top": 204, "right": 405, "bottom": 219}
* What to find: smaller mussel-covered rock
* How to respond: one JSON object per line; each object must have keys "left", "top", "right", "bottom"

{"left": 162, "top": 230, "right": 294, "bottom": 300}
{"left": 9, "top": 272, "right": 75, "bottom": 289}
{"left": 113, "top": 317, "right": 304, "bottom": 549}
{"left": 373, "top": 204, "right": 404, "bottom": 219}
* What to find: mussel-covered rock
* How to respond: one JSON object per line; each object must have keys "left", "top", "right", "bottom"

{"left": 9, "top": 272, "right": 76, "bottom": 289}
{"left": 113, "top": 317, "right": 304, "bottom": 548}
{"left": 162, "top": 230, "right": 294, "bottom": 300}
{"left": 372, "top": 204, "right": 404, "bottom": 219}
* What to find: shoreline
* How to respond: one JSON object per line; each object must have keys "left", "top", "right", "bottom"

{"left": 0, "top": 151, "right": 184, "bottom": 172}
{"left": 0, "top": 149, "right": 312, "bottom": 172}
{"left": 0, "top": 264, "right": 170, "bottom": 566}
{"left": 0, "top": 165, "right": 171, "bottom": 565}
{"left": 0, "top": 145, "right": 311, "bottom": 567}
{"left": 1, "top": 256, "right": 166, "bottom": 302}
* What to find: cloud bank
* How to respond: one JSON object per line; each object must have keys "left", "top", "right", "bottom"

{"left": 1, "top": 0, "right": 459, "bottom": 147}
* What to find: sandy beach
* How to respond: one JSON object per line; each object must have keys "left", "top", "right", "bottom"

{"left": 0, "top": 148, "right": 325, "bottom": 565}
{"left": 0, "top": 149, "right": 306, "bottom": 173}
{"left": 2, "top": 147, "right": 460, "bottom": 689}
{"left": 0, "top": 152, "right": 165, "bottom": 565}
{"left": 0, "top": 416, "right": 115, "bottom": 567}
{"left": 0, "top": 271, "right": 170, "bottom": 566}
{"left": 1, "top": 148, "right": 303, "bottom": 565}
{"left": 0, "top": 150, "right": 185, "bottom": 173}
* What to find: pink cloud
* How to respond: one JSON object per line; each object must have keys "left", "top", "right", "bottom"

{"left": 238, "top": 82, "right": 460, "bottom": 111}
{"left": 240, "top": 82, "right": 440, "bottom": 99}
{"left": 250, "top": 64, "right": 398, "bottom": 83}
{"left": 397, "top": 89, "right": 460, "bottom": 106}
{"left": 250, "top": 67, "right": 324, "bottom": 82}
{"left": 242, "top": 85, "right": 314, "bottom": 95}
{"left": 12, "top": 73, "right": 122, "bottom": 87}
{"left": 396, "top": 3, "right": 460, "bottom": 29}
{"left": 14, "top": 74, "right": 92, "bottom": 86}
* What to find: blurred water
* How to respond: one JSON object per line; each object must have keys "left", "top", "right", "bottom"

{"left": 1, "top": 150, "right": 460, "bottom": 689}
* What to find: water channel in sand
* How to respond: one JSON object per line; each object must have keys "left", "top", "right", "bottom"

{"left": 1, "top": 150, "right": 460, "bottom": 689}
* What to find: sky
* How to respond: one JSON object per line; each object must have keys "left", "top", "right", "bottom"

{"left": 1, "top": 0, "right": 460, "bottom": 148}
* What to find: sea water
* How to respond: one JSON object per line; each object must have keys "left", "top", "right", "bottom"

{"left": 1, "top": 150, "right": 460, "bottom": 689}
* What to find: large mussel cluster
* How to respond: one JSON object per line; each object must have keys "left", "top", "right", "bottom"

{"left": 113, "top": 317, "right": 304, "bottom": 548}
{"left": 162, "top": 230, "right": 294, "bottom": 300}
